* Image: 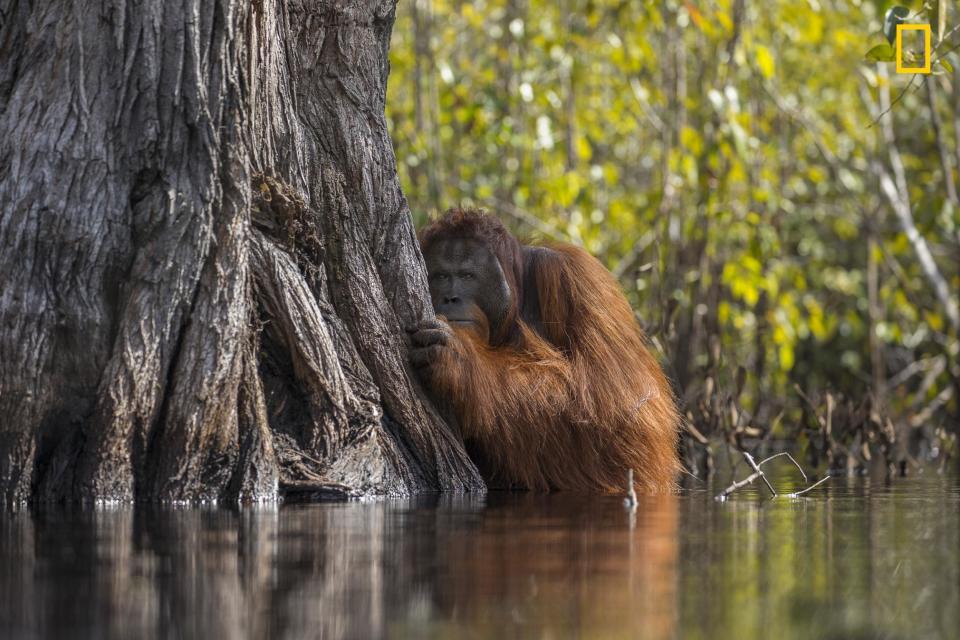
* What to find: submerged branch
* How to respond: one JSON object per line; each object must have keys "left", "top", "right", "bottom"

{"left": 714, "top": 450, "right": 829, "bottom": 501}
{"left": 757, "top": 452, "right": 808, "bottom": 483}
{"left": 785, "top": 476, "right": 831, "bottom": 498}
{"left": 743, "top": 451, "right": 777, "bottom": 497}
{"left": 714, "top": 468, "right": 767, "bottom": 500}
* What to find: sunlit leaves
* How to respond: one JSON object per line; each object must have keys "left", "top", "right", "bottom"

{"left": 387, "top": 0, "right": 958, "bottom": 411}
{"left": 755, "top": 45, "right": 775, "bottom": 78}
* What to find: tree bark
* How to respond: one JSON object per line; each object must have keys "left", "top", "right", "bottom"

{"left": 0, "top": 0, "right": 484, "bottom": 503}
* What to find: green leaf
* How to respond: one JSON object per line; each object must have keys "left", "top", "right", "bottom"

{"left": 938, "top": 57, "right": 954, "bottom": 73}
{"left": 883, "top": 6, "right": 911, "bottom": 45}
{"left": 865, "top": 43, "right": 896, "bottom": 62}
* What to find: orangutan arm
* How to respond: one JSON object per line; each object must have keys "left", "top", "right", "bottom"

{"left": 410, "top": 318, "right": 582, "bottom": 490}
{"left": 410, "top": 318, "right": 571, "bottom": 438}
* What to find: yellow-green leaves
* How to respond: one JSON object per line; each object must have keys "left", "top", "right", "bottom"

{"left": 387, "top": 0, "right": 958, "bottom": 405}
{"left": 865, "top": 44, "right": 895, "bottom": 62}
{"left": 755, "top": 45, "right": 776, "bottom": 78}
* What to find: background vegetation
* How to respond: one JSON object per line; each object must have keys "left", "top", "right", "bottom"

{"left": 386, "top": 0, "right": 960, "bottom": 478}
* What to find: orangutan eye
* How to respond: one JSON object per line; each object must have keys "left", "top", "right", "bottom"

{"left": 433, "top": 273, "right": 448, "bottom": 281}
{"left": 461, "top": 272, "right": 475, "bottom": 280}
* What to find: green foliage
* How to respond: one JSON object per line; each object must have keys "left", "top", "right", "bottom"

{"left": 865, "top": 44, "right": 895, "bottom": 62}
{"left": 867, "top": 4, "right": 957, "bottom": 74}
{"left": 387, "top": 0, "right": 960, "bottom": 436}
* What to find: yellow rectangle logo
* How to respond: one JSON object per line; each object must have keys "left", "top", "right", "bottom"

{"left": 895, "top": 24, "right": 932, "bottom": 74}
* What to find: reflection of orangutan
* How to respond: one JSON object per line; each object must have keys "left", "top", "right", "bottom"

{"left": 410, "top": 208, "right": 679, "bottom": 492}
{"left": 432, "top": 493, "right": 679, "bottom": 638}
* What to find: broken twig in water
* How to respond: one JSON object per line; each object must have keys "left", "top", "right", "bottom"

{"left": 785, "top": 475, "right": 831, "bottom": 497}
{"left": 715, "top": 450, "right": 829, "bottom": 501}
{"left": 743, "top": 451, "right": 777, "bottom": 497}
{"left": 757, "top": 452, "right": 808, "bottom": 482}
{"left": 714, "top": 469, "right": 768, "bottom": 500}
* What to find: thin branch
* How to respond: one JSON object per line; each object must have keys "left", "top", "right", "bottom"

{"left": 743, "top": 451, "right": 777, "bottom": 497}
{"left": 794, "top": 383, "right": 827, "bottom": 428}
{"left": 909, "top": 386, "right": 954, "bottom": 427}
{"left": 924, "top": 76, "right": 960, "bottom": 206}
{"left": 757, "top": 452, "right": 808, "bottom": 483}
{"left": 685, "top": 421, "right": 710, "bottom": 445}
{"left": 489, "top": 198, "right": 570, "bottom": 243}
{"left": 874, "top": 164, "right": 960, "bottom": 330}
{"left": 786, "top": 476, "right": 831, "bottom": 498}
{"left": 714, "top": 469, "right": 766, "bottom": 501}
{"left": 885, "top": 355, "right": 943, "bottom": 391}
{"left": 715, "top": 450, "right": 828, "bottom": 501}
{"left": 612, "top": 229, "right": 656, "bottom": 280}
{"left": 933, "top": 22, "right": 960, "bottom": 49}
{"left": 933, "top": 38, "right": 960, "bottom": 61}
{"left": 867, "top": 72, "right": 919, "bottom": 129}
{"left": 874, "top": 63, "right": 960, "bottom": 330}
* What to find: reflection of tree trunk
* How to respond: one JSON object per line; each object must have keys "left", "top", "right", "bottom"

{"left": 1, "top": 497, "right": 677, "bottom": 638}
{"left": 0, "top": 0, "right": 483, "bottom": 503}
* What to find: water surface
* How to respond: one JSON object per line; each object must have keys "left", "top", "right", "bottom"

{"left": 1, "top": 470, "right": 957, "bottom": 639}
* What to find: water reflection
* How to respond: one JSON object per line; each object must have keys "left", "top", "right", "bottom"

{"left": 679, "top": 474, "right": 960, "bottom": 640}
{"left": 1, "top": 474, "right": 958, "bottom": 639}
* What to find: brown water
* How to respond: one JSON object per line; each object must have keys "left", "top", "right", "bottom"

{"left": 1, "top": 471, "right": 958, "bottom": 639}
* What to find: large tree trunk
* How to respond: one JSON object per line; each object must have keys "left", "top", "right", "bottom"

{"left": 0, "top": 0, "right": 484, "bottom": 503}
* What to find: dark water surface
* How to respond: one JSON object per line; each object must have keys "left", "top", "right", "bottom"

{"left": 2, "top": 471, "right": 958, "bottom": 639}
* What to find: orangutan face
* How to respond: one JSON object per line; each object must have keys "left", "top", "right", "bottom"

{"left": 423, "top": 238, "right": 512, "bottom": 340}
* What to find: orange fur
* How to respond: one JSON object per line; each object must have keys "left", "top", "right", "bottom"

{"left": 421, "top": 210, "right": 680, "bottom": 493}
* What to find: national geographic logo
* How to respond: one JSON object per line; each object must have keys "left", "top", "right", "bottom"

{"left": 896, "top": 23, "right": 932, "bottom": 74}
